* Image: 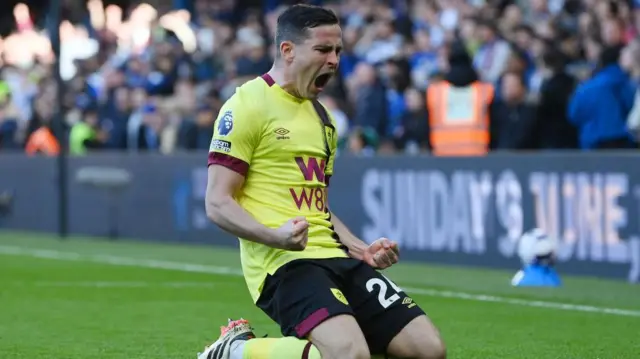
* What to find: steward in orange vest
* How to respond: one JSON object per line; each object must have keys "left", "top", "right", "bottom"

{"left": 426, "top": 42, "right": 495, "bottom": 156}
{"left": 25, "top": 125, "right": 60, "bottom": 156}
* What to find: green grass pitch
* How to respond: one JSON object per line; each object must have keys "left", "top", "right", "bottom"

{"left": 1, "top": 231, "right": 639, "bottom": 358}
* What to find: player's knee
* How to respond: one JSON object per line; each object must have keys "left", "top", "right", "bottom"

{"left": 317, "top": 336, "right": 370, "bottom": 359}
{"left": 411, "top": 331, "right": 446, "bottom": 359}
{"left": 419, "top": 335, "right": 446, "bottom": 359}
{"left": 390, "top": 316, "right": 446, "bottom": 359}
{"left": 333, "top": 339, "right": 370, "bottom": 359}
{"left": 309, "top": 314, "right": 370, "bottom": 359}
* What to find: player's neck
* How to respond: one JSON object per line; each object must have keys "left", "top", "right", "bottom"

{"left": 266, "top": 65, "right": 303, "bottom": 98}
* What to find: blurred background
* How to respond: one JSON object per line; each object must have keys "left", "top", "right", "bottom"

{"left": 0, "top": 0, "right": 639, "bottom": 157}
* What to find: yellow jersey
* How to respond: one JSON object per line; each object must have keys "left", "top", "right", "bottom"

{"left": 208, "top": 74, "right": 348, "bottom": 303}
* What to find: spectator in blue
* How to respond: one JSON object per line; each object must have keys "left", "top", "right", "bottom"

{"left": 336, "top": 26, "right": 361, "bottom": 80}
{"left": 124, "top": 57, "right": 149, "bottom": 88}
{"left": 568, "top": 45, "right": 637, "bottom": 149}
{"left": 101, "top": 85, "right": 133, "bottom": 149}
{"left": 382, "top": 58, "right": 410, "bottom": 140}
{"left": 409, "top": 29, "right": 439, "bottom": 91}
{"left": 350, "top": 62, "right": 387, "bottom": 138}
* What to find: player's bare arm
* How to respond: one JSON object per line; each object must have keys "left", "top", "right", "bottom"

{"left": 328, "top": 211, "right": 367, "bottom": 257}
{"left": 206, "top": 165, "right": 310, "bottom": 251}
{"left": 327, "top": 191, "right": 398, "bottom": 269}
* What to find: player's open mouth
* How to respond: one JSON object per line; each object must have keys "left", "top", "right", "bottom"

{"left": 314, "top": 73, "right": 332, "bottom": 89}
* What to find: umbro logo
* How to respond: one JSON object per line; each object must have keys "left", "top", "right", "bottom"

{"left": 402, "top": 297, "right": 416, "bottom": 308}
{"left": 274, "top": 127, "right": 290, "bottom": 140}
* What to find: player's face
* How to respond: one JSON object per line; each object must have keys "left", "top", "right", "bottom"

{"left": 294, "top": 24, "right": 342, "bottom": 98}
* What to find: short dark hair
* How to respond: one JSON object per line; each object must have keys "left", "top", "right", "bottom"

{"left": 275, "top": 4, "right": 339, "bottom": 50}
{"left": 542, "top": 47, "right": 566, "bottom": 73}
{"left": 514, "top": 24, "right": 534, "bottom": 37}
{"left": 598, "top": 45, "right": 623, "bottom": 69}
{"left": 476, "top": 18, "right": 498, "bottom": 33}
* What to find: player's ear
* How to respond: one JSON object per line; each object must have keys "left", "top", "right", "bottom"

{"left": 280, "top": 41, "right": 295, "bottom": 62}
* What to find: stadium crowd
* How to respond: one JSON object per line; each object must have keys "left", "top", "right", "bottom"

{"left": 0, "top": 0, "right": 639, "bottom": 156}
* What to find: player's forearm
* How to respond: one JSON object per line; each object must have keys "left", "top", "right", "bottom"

{"left": 330, "top": 212, "right": 368, "bottom": 260}
{"left": 206, "top": 195, "right": 279, "bottom": 247}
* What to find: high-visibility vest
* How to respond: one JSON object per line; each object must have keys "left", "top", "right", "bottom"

{"left": 426, "top": 81, "right": 494, "bottom": 156}
{"left": 25, "top": 127, "right": 60, "bottom": 156}
{"left": 69, "top": 122, "right": 96, "bottom": 155}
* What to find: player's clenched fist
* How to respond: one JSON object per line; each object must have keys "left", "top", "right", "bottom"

{"left": 275, "top": 216, "right": 309, "bottom": 251}
{"left": 363, "top": 238, "right": 399, "bottom": 269}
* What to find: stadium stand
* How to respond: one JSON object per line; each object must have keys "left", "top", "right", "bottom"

{"left": 0, "top": 0, "right": 639, "bottom": 154}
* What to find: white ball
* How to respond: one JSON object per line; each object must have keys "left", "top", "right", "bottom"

{"left": 517, "top": 228, "right": 558, "bottom": 265}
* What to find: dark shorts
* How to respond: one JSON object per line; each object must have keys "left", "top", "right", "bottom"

{"left": 256, "top": 257, "right": 425, "bottom": 355}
